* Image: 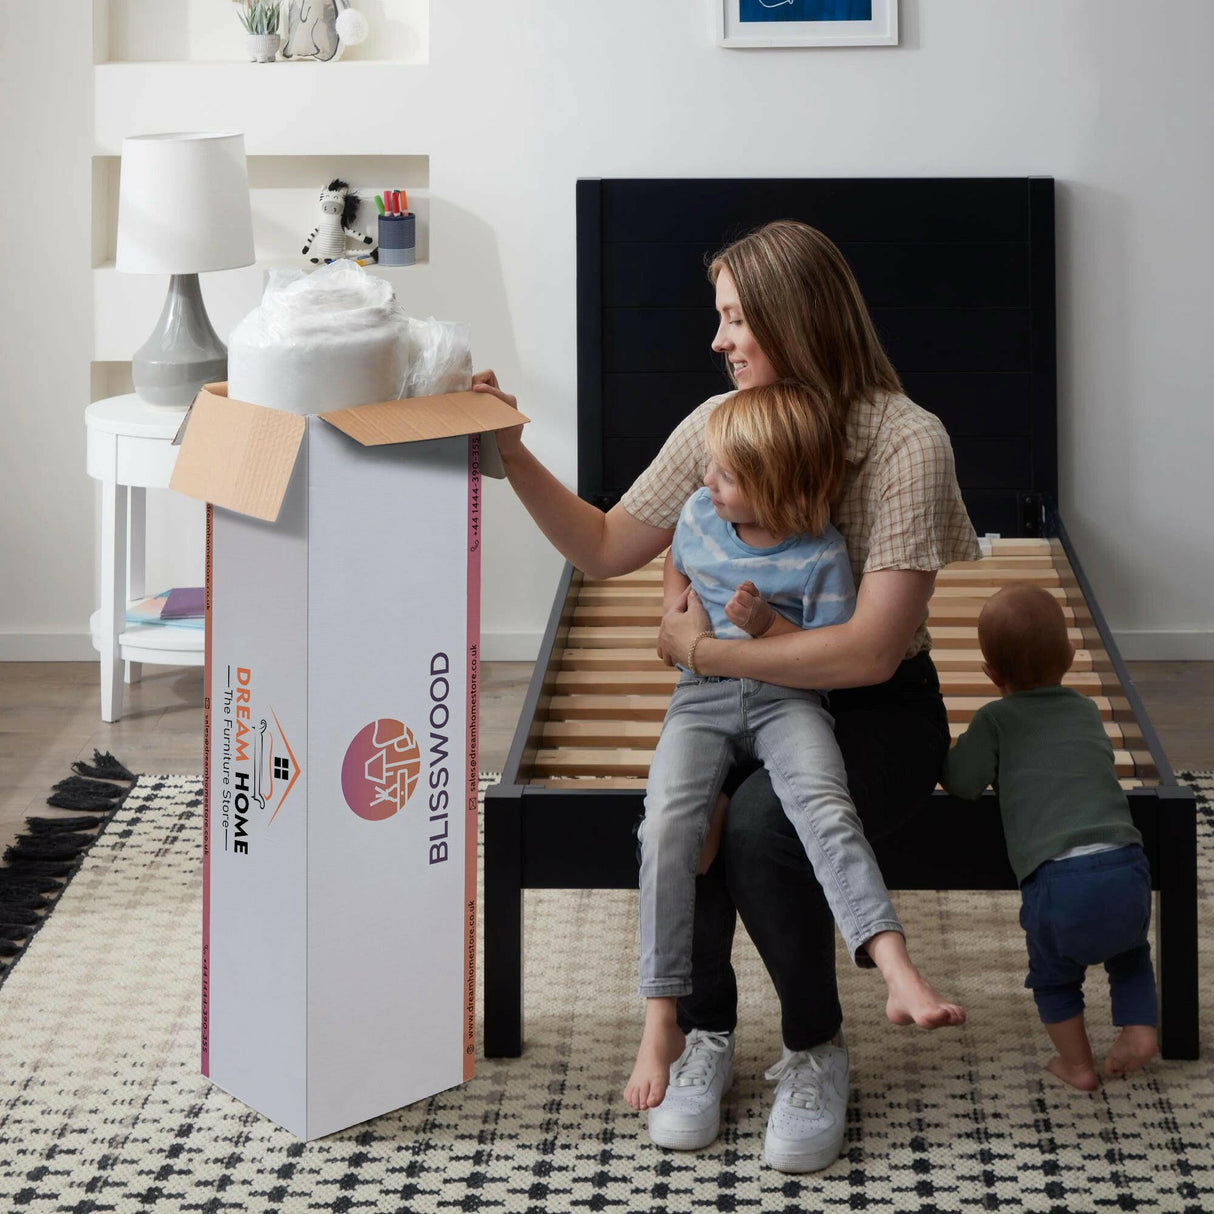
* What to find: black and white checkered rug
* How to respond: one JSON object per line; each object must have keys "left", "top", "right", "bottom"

{"left": 0, "top": 773, "right": 1210, "bottom": 1212}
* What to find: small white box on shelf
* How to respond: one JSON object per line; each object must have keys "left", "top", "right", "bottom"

{"left": 171, "top": 382, "right": 524, "bottom": 1139}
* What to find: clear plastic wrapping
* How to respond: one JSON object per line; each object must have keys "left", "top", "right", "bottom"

{"left": 227, "top": 260, "right": 474, "bottom": 412}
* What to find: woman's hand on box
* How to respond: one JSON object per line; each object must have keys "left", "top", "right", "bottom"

{"left": 471, "top": 369, "right": 524, "bottom": 458}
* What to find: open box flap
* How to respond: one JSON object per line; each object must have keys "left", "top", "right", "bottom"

{"left": 170, "top": 384, "right": 307, "bottom": 523}
{"left": 320, "top": 391, "right": 528, "bottom": 478}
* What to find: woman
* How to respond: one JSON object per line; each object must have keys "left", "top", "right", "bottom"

{"left": 473, "top": 220, "right": 979, "bottom": 1173}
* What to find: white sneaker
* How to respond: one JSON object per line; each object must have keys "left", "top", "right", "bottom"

{"left": 763, "top": 1035, "right": 849, "bottom": 1173}
{"left": 646, "top": 1029, "right": 734, "bottom": 1150}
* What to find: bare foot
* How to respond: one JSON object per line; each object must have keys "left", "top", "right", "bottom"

{"left": 884, "top": 966, "right": 967, "bottom": 1029}
{"left": 865, "top": 931, "right": 965, "bottom": 1029}
{"left": 1047, "top": 1054, "right": 1100, "bottom": 1091}
{"left": 624, "top": 1015, "right": 686, "bottom": 1110}
{"left": 1103, "top": 1025, "right": 1158, "bottom": 1078}
{"left": 1043, "top": 1013, "right": 1098, "bottom": 1090}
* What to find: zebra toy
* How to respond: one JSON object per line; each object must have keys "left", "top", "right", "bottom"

{"left": 301, "top": 178, "right": 374, "bottom": 263}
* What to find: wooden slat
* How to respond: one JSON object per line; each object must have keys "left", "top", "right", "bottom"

{"left": 541, "top": 717, "right": 1129, "bottom": 748}
{"left": 559, "top": 645, "right": 1097, "bottom": 675}
{"left": 561, "top": 647, "right": 678, "bottom": 672}
{"left": 542, "top": 693, "right": 1115, "bottom": 725}
{"left": 577, "top": 582, "right": 1071, "bottom": 607}
{"left": 535, "top": 775, "right": 1152, "bottom": 791}
{"left": 547, "top": 694, "right": 671, "bottom": 721}
{"left": 532, "top": 748, "right": 657, "bottom": 778}
{"left": 571, "top": 601, "right": 1079, "bottom": 627}
{"left": 548, "top": 668, "right": 1105, "bottom": 698}
{"left": 530, "top": 745, "right": 1137, "bottom": 779}
{"left": 566, "top": 625, "right": 1090, "bottom": 650}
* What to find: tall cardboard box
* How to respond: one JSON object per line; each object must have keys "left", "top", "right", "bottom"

{"left": 171, "top": 384, "right": 525, "bottom": 1139}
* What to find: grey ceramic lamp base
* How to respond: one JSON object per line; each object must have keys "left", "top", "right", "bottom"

{"left": 132, "top": 274, "right": 227, "bottom": 408}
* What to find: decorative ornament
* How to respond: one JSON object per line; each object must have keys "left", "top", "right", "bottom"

{"left": 301, "top": 179, "right": 374, "bottom": 264}
{"left": 282, "top": 0, "right": 366, "bottom": 63}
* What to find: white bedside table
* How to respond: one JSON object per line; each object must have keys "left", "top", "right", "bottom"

{"left": 86, "top": 394, "right": 205, "bottom": 723}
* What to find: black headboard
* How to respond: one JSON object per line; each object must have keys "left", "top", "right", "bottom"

{"left": 576, "top": 177, "right": 1056, "bottom": 537}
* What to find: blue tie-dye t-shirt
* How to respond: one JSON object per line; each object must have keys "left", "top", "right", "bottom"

{"left": 671, "top": 488, "right": 856, "bottom": 659}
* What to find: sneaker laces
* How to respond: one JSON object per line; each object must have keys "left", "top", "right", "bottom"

{"left": 670, "top": 1029, "right": 731, "bottom": 1089}
{"left": 764, "top": 1049, "right": 827, "bottom": 1111}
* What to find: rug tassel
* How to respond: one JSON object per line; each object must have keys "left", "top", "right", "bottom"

{"left": 27, "top": 815, "right": 104, "bottom": 835}
{"left": 1, "top": 753, "right": 136, "bottom": 979}
{"left": 46, "top": 790, "right": 123, "bottom": 813}
{"left": 0, "top": 859, "right": 79, "bottom": 880}
{"left": 0, "top": 873, "right": 64, "bottom": 896}
{"left": 71, "top": 751, "right": 134, "bottom": 782}
{"left": 0, "top": 886, "right": 52, "bottom": 910}
{"left": 4, "top": 835, "right": 97, "bottom": 865}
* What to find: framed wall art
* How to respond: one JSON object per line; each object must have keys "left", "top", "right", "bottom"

{"left": 716, "top": 0, "right": 898, "bottom": 48}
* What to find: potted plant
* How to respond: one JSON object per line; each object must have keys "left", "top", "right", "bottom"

{"left": 236, "top": 0, "right": 282, "bottom": 62}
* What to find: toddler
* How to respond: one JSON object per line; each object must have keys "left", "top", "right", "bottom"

{"left": 626, "top": 382, "right": 965, "bottom": 1112}
{"left": 942, "top": 582, "right": 1157, "bottom": 1090}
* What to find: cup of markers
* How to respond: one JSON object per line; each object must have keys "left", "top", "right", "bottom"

{"left": 376, "top": 190, "right": 415, "bottom": 266}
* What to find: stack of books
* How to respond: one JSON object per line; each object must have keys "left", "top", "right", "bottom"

{"left": 125, "top": 587, "right": 205, "bottom": 630}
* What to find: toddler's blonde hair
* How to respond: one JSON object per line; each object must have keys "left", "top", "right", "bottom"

{"left": 704, "top": 381, "right": 845, "bottom": 538}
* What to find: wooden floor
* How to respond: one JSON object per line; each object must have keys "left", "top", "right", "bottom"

{"left": 0, "top": 658, "right": 1210, "bottom": 856}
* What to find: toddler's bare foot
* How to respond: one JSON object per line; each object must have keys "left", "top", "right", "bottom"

{"left": 624, "top": 1018, "right": 686, "bottom": 1110}
{"left": 1047, "top": 1054, "right": 1100, "bottom": 1091}
{"left": 1103, "top": 1025, "right": 1158, "bottom": 1078}
{"left": 884, "top": 967, "right": 966, "bottom": 1029}
{"left": 865, "top": 931, "right": 965, "bottom": 1029}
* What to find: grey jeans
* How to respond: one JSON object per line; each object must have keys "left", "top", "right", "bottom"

{"left": 637, "top": 674, "right": 903, "bottom": 998}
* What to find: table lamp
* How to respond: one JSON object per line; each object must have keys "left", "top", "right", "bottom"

{"left": 116, "top": 132, "right": 255, "bottom": 408}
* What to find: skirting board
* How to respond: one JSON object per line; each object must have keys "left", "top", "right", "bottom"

{"left": 4, "top": 631, "right": 1210, "bottom": 664}
{"left": 0, "top": 631, "right": 546, "bottom": 664}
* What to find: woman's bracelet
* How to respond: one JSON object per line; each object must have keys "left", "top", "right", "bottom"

{"left": 686, "top": 629, "right": 715, "bottom": 676}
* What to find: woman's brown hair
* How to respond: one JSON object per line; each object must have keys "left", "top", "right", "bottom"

{"left": 705, "top": 382, "right": 845, "bottom": 538}
{"left": 709, "top": 220, "right": 901, "bottom": 430}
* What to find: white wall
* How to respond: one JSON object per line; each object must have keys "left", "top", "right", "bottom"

{"left": 3, "top": 0, "right": 1212, "bottom": 663}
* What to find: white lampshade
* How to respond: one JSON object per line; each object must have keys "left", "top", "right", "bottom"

{"left": 116, "top": 132, "right": 255, "bottom": 274}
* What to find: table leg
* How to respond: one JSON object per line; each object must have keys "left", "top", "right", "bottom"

{"left": 99, "top": 478, "right": 127, "bottom": 723}
{"left": 126, "top": 486, "right": 146, "bottom": 686}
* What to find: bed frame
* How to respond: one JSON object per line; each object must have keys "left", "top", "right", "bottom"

{"left": 484, "top": 178, "right": 1198, "bottom": 1061}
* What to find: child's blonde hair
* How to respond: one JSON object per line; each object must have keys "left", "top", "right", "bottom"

{"left": 977, "top": 583, "right": 1074, "bottom": 691}
{"left": 704, "top": 381, "right": 845, "bottom": 538}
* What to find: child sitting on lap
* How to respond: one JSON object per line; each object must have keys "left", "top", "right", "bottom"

{"left": 626, "top": 382, "right": 965, "bottom": 1114}
{"left": 941, "top": 582, "right": 1158, "bottom": 1090}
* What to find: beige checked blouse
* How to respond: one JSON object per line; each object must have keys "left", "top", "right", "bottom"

{"left": 620, "top": 391, "right": 981, "bottom": 659}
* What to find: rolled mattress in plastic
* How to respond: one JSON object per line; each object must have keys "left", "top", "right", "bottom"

{"left": 227, "top": 261, "right": 411, "bottom": 414}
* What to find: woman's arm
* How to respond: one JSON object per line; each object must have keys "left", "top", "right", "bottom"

{"left": 474, "top": 373, "right": 673, "bottom": 579}
{"left": 661, "top": 568, "right": 936, "bottom": 690}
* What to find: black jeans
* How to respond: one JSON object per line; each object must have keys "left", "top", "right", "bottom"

{"left": 677, "top": 651, "right": 951, "bottom": 1050}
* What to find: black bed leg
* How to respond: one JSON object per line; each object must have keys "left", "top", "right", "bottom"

{"left": 1156, "top": 786, "right": 1199, "bottom": 1060}
{"left": 484, "top": 783, "right": 524, "bottom": 1057}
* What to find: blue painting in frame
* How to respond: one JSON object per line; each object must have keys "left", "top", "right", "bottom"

{"left": 718, "top": 0, "right": 896, "bottom": 47}
{"left": 739, "top": 1, "right": 873, "bottom": 22}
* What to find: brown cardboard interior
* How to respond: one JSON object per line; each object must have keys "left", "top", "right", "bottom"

{"left": 169, "top": 385, "right": 307, "bottom": 524}
{"left": 171, "top": 385, "right": 530, "bottom": 524}
{"left": 321, "top": 391, "right": 529, "bottom": 448}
